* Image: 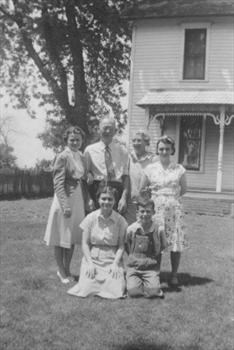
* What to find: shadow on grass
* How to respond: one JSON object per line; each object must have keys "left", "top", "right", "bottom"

{"left": 160, "top": 271, "right": 213, "bottom": 293}
{"left": 112, "top": 342, "right": 202, "bottom": 350}
{"left": 21, "top": 276, "right": 47, "bottom": 290}
{"left": 112, "top": 344, "right": 170, "bottom": 350}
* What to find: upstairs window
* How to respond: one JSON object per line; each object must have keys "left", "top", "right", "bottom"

{"left": 183, "top": 28, "right": 207, "bottom": 80}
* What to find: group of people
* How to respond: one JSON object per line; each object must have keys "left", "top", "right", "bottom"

{"left": 44, "top": 116, "right": 188, "bottom": 299}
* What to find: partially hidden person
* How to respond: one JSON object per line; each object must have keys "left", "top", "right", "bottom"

{"left": 44, "top": 126, "right": 90, "bottom": 284}
{"left": 84, "top": 117, "right": 130, "bottom": 215}
{"left": 125, "top": 130, "right": 156, "bottom": 225}
{"left": 140, "top": 135, "right": 188, "bottom": 287}
{"left": 125, "top": 199, "right": 167, "bottom": 298}
{"left": 67, "top": 185, "right": 127, "bottom": 299}
{"left": 85, "top": 116, "right": 100, "bottom": 146}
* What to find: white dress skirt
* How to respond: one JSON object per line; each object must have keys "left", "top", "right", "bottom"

{"left": 67, "top": 247, "right": 125, "bottom": 299}
{"left": 44, "top": 184, "right": 85, "bottom": 248}
{"left": 67, "top": 210, "right": 127, "bottom": 299}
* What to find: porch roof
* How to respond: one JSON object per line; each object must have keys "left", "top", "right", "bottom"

{"left": 137, "top": 89, "right": 234, "bottom": 107}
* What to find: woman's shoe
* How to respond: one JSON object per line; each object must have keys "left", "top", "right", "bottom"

{"left": 170, "top": 274, "right": 179, "bottom": 287}
{"left": 57, "top": 271, "right": 70, "bottom": 284}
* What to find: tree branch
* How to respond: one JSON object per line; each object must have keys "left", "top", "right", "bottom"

{"left": 22, "top": 33, "right": 71, "bottom": 114}
{"left": 41, "top": 5, "right": 69, "bottom": 105}
{"left": 64, "top": 0, "right": 88, "bottom": 115}
{"left": 0, "top": 5, "right": 17, "bottom": 21}
{"left": 0, "top": 3, "right": 71, "bottom": 119}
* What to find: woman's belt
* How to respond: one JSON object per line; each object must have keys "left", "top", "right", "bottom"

{"left": 151, "top": 192, "right": 179, "bottom": 198}
{"left": 91, "top": 244, "right": 118, "bottom": 249}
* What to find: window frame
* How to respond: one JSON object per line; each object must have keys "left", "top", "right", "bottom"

{"left": 177, "top": 115, "right": 206, "bottom": 173}
{"left": 179, "top": 23, "right": 211, "bottom": 82}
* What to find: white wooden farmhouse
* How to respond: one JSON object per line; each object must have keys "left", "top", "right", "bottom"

{"left": 124, "top": 0, "right": 234, "bottom": 193}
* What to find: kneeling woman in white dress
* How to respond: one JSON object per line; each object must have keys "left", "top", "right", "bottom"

{"left": 68, "top": 185, "right": 128, "bottom": 299}
{"left": 44, "top": 126, "right": 88, "bottom": 284}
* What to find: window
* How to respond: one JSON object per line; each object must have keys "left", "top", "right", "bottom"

{"left": 179, "top": 116, "right": 203, "bottom": 171}
{"left": 183, "top": 28, "right": 207, "bottom": 80}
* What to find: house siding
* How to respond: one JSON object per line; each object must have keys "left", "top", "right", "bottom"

{"left": 128, "top": 16, "right": 234, "bottom": 191}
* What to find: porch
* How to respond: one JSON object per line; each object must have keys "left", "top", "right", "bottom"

{"left": 182, "top": 190, "right": 234, "bottom": 217}
{"left": 137, "top": 89, "right": 234, "bottom": 193}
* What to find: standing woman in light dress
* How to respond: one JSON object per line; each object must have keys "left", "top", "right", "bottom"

{"left": 140, "top": 135, "right": 187, "bottom": 286}
{"left": 125, "top": 130, "right": 156, "bottom": 225}
{"left": 44, "top": 126, "right": 87, "bottom": 284}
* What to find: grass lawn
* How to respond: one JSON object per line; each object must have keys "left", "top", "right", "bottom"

{"left": 0, "top": 198, "right": 233, "bottom": 350}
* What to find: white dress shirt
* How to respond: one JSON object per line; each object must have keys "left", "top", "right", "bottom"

{"left": 84, "top": 140, "right": 129, "bottom": 182}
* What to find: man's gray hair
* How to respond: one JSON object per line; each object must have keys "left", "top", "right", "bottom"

{"left": 100, "top": 116, "right": 116, "bottom": 129}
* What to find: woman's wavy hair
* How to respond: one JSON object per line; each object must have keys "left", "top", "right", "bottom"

{"left": 156, "top": 135, "right": 176, "bottom": 155}
{"left": 97, "top": 184, "right": 117, "bottom": 201}
{"left": 63, "top": 126, "right": 85, "bottom": 145}
{"left": 132, "top": 130, "right": 150, "bottom": 146}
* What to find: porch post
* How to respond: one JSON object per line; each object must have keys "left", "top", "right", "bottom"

{"left": 147, "top": 111, "right": 163, "bottom": 152}
{"left": 216, "top": 106, "right": 225, "bottom": 192}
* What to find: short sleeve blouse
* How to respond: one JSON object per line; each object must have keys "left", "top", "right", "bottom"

{"left": 80, "top": 209, "right": 128, "bottom": 247}
{"left": 144, "top": 162, "right": 186, "bottom": 197}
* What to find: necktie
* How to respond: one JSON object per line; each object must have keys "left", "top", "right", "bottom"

{"left": 105, "top": 146, "right": 115, "bottom": 181}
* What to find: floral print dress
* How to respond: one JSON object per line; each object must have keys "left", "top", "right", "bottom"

{"left": 143, "top": 162, "right": 188, "bottom": 252}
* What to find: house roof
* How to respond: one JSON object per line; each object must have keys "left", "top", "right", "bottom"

{"left": 137, "top": 89, "right": 234, "bottom": 106}
{"left": 123, "top": 0, "right": 234, "bottom": 20}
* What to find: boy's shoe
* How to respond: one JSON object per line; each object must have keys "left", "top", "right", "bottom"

{"left": 145, "top": 289, "right": 165, "bottom": 299}
{"left": 156, "top": 289, "right": 165, "bottom": 299}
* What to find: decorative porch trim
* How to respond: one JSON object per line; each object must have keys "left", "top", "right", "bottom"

{"left": 206, "top": 110, "right": 234, "bottom": 192}
{"left": 148, "top": 110, "right": 234, "bottom": 193}
{"left": 148, "top": 111, "right": 205, "bottom": 133}
{"left": 205, "top": 113, "right": 234, "bottom": 126}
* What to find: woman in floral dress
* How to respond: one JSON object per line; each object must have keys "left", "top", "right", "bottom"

{"left": 140, "top": 135, "right": 187, "bottom": 286}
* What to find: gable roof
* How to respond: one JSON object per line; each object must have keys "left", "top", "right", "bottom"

{"left": 123, "top": 0, "right": 234, "bottom": 20}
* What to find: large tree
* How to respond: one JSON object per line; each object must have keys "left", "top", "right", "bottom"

{"left": 0, "top": 0, "right": 132, "bottom": 147}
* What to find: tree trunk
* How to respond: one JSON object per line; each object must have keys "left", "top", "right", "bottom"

{"left": 68, "top": 105, "right": 88, "bottom": 133}
{"left": 65, "top": 1, "right": 89, "bottom": 132}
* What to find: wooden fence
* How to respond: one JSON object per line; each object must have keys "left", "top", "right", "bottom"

{"left": 0, "top": 168, "right": 53, "bottom": 200}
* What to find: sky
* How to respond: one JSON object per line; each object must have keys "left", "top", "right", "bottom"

{"left": 0, "top": 83, "right": 129, "bottom": 168}
{"left": 0, "top": 101, "right": 54, "bottom": 168}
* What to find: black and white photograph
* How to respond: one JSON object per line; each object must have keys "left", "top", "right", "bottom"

{"left": 0, "top": 1, "right": 233, "bottom": 349}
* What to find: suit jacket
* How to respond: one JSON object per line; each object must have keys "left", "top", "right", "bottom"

{"left": 53, "top": 148, "right": 85, "bottom": 211}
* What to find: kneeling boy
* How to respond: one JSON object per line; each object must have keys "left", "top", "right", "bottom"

{"left": 125, "top": 200, "right": 167, "bottom": 298}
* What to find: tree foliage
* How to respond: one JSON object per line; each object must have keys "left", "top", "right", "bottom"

{"left": 0, "top": 143, "right": 17, "bottom": 168}
{"left": 0, "top": 0, "right": 132, "bottom": 149}
{"left": 0, "top": 114, "right": 17, "bottom": 168}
